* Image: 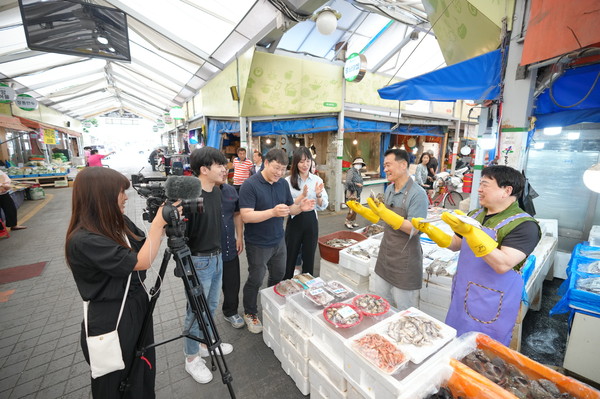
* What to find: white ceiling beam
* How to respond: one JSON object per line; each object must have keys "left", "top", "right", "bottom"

{"left": 110, "top": 69, "right": 178, "bottom": 97}
{"left": 119, "top": 91, "right": 166, "bottom": 114}
{"left": 0, "top": 50, "right": 46, "bottom": 64}
{"left": 5, "top": 58, "right": 90, "bottom": 79}
{"left": 114, "top": 78, "right": 171, "bottom": 106}
{"left": 125, "top": 58, "right": 188, "bottom": 88}
{"left": 103, "top": 0, "right": 225, "bottom": 70}
{"left": 45, "top": 88, "right": 108, "bottom": 106}
{"left": 15, "top": 68, "right": 106, "bottom": 94}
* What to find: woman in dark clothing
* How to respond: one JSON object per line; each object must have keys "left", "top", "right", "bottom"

{"left": 65, "top": 167, "right": 169, "bottom": 398}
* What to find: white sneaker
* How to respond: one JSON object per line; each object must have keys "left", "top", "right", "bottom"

{"left": 243, "top": 313, "right": 263, "bottom": 334}
{"left": 185, "top": 356, "right": 213, "bottom": 384}
{"left": 198, "top": 342, "right": 233, "bottom": 358}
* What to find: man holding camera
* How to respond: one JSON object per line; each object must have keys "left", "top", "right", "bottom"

{"left": 239, "top": 149, "right": 315, "bottom": 333}
{"left": 182, "top": 147, "right": 233, "bottom": 384}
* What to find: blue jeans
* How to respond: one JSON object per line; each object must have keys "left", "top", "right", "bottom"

{"left": 183, "top": 254, "right": 223, "bottom": 356}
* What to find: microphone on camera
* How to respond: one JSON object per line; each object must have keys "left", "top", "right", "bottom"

{"left": 164, "top": 176, "right": 202, "bottom": 199}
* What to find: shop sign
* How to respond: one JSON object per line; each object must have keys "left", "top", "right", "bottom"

{"left": 323, "top": 102, "right": 337, "bottom": 107}
{"left": 83, "top": 121, "right": 92, "bottom": 128}
{"left": 171, "top": 106, "right": 184, "bottom": 120}
{"left": 343, "top": 53, "right": 367, "bottom": 83}
{"left": 0, "top": 83, "right": 16, "bottom": 103}
{"left": 15, "top": 94, "right": 38, "bottom": 111}
{"left": 164, "top": 113, "right": 172, "bottom": 124}
{"left": 157, "top": 119, "right": 165, "bottom": 129}
{"left": 43, "top": 128, "right": 57, "bottom": 144}
{"left": 152, "top": 125, "right": 158, "bottom": 132}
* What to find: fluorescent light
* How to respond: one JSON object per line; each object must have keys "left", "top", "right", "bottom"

{"left": 567, "top": 132, "right": 580, "bottom": 140}
{"left": 97, "top": 36, "right": 109, "bottom": 45}
{"left": 543, "top": 126, "right": 562, "bottom": 136}
{"left": 534, "top": 142, "right": 545, "bottom": 149}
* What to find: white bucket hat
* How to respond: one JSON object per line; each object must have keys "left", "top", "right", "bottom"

{"left": 352, "top": 157, "right": 366, "bottom": 167}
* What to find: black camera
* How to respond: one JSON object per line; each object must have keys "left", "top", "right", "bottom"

{"left": 132, "top": 175, "right": 203, "bottom": 224}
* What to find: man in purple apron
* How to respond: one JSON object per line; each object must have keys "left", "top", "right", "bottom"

{"left": 347, "top": 149, "right": 428, "bottom": 310}
{"left": 412, "top": 166, "right": 540, "bottom": 345}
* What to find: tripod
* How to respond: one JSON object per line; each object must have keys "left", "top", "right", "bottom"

{"left": 119, "top": 204, "right": 235, "bottom": 398}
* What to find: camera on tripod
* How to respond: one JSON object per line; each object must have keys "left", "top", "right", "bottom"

{"left": 132, "top": 175, "right": 204, "bottom": 224}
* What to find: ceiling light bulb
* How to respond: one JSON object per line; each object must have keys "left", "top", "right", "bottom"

{"left": 352, "top": 139, "right": 358, "bottom": 145}
{"left": 295, "top": 141, "right": 300, "bottom": 147}
{"left": 583, "top": 164, "right": 600, "bottom": 193}
{"left": 313, "top": 7, "right": 341, "bottom": 36}
{"left": 266, "top": 138, "right": 271, "bottom": 144}
{"left": 543, "top": 126, "right": 562, "bottom": 136}
{"left": 97, "top": 36, "right": 108, "bottom": 45}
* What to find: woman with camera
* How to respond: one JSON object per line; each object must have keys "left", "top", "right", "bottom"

{"left": 65, "top": 167, "right": 169, "bottom": 398}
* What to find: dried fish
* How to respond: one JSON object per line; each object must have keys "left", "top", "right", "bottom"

{"left": 304, "top": 287, "right": 334, "bottom": 307}
{"left": 387, "top": 315, "right": 443, "bottom": 346}
{"left": 579, "top": 249, "right": 600, "bottom": 259}
{"left": 577, "top": 276, "right": 600, "bottom": 294}
{"left": 274, "top": 279, "right": 303, "bottom": 297}
{"left": 353, "top": 333, "right": 406, "bottom": 373}
{"left": 324, "top": 281, "right": 354, "bottom": 301}
{"left": 363, "top": 224, "right": 385, "bottom": 237}
{"left": 325, "top": 238, "right": 358, "bottom": 248}
{"left": 353, "top": 294, "right": 389, "bottom": 315}
{"left": 578, "top": 260, "right": 600, "bottom": 274}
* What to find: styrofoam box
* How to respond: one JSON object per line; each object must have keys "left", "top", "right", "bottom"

{"left": 281, "top": 351, "right": 310, "bottom": 396}
{"left": 321, "top": 259, "right": 342, "bottom": 282}
{"left": 309, "top": 362, "right": 348, "bottom": 399}
{"left": 589, "top": 225, "right": 600, "bottom": 247}
{"left": 280, "top": 334, "right": 309, "bottom": 377}
{"left": 338, "top": 266, "right": 370, "bottom": 286}
{"left": 343, "top": 328, "right": 456, "bottom": 399}
{"left": 419, "top": 281, "right": 451, "bottom": 308}
{"left": 284, "top": 292, "right": 322, "bottom": 336}
{"left": 262, "top": 310, "right": 282, "bottom": 361}
{"left": 537, "top": 218, "right": 559, "bottom": 238}
{"left": 309, "top": 339, "right": 347, "bottom": 389}
{"left": 346, "top": 376, "right": 371, "bottom": 399}
{"left": 337, "top": 272, "right": 369, "bottom": 294}
{"left": 280, "top": 315, "right": 310, "bottom": 358}
{"left": 339, "top": 237, "right": 382, "bottom": 277}
{"left": 260, "top": 285, "right": 287, "bottom": 324}
{"left": 418, "top": 300, "right": 449, "bottom": 323}
{"left": 422, "top": 274, "right": 453, "bottom": 288}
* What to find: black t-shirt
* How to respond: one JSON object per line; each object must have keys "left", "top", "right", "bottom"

{"left": 427, "top": 157, "right": 439, "bottom": 177}
{"left": 67, "top": 216, "right": 145, "bottom": 302}
{"left": 186, "top": 188, "right": 222, "bottom": 253}
{"left": 457, "top": 214, "right": 539, "bottom": 257}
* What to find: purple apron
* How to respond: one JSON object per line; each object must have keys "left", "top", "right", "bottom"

{"left": 445, "top": 212, "right": 529, "bottom": 346}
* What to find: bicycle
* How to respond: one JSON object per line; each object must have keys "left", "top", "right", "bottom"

{"left": 428, "top": 174, "right": 464, "bottom": 209}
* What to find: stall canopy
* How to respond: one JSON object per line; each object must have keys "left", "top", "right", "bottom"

{"left": 206, "top": 119, "right": 240, "bottom": 149}
{"left": 377, "top": 49, "right": 502, "bottom": 102}
{"left": 534, "top": 63, "right": 600, "bottom": 129}
{"left": 0, "top": 115, "right": 31, "bottom": 132}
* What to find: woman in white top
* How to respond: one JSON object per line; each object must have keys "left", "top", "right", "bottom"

{"left": 284, "top": 147, "right": 329, "bottom": 279}
{"left": 415, "top": 152, "right": 433, "bottom": 197}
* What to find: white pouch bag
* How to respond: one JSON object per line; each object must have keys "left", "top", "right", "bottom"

{"left": 83, "top": 273, "right": 132, "bottom": 379}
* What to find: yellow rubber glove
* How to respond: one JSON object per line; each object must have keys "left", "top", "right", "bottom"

{"left": 367, "top": 197, "right": 404, "bottom": 230}
{"left": 346, "top": 200, "right": 380, "bottom": 224}
{"left": 411, "top": 218, "right": 452, "bottom": 248}
{"left": 440, "top": 211, "right": 498, "bottom": 257}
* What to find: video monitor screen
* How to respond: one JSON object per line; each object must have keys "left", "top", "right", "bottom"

{"left": 19, "top": 0, "right": 131, "bottom": 62}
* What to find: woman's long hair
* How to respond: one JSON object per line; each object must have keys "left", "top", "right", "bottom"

{"left": 65, "top": 167, "right": 133, "bottom": 265}
{"left": 290, "top": 146, "right": 313, "bottom": 191}
{"left": 418, "top": 152, "right": 430, "bottom": 165}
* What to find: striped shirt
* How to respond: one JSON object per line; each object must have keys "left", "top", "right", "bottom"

{"left": 233, "top": 158, "right": 253, "bottom": 185}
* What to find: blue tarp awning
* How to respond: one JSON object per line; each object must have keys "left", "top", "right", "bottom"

{"left": 378, "top": 49, "right": 502, "bottom": 102}
{"left": 252, "top": 117, "right": 338, "bottom": 136}
{"left": 206, "top": 119, "right": 240, "bottom": 149}
{"left": 534, "top": 63, "right": 600, "bottom": 129}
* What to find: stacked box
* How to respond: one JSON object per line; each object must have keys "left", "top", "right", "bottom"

{"left": 309, "top": 362, "right": 348, "bottom": 399}
{"left": 284, "top": 292, "right": 321, "bottom": 336}
{"left": 280, "top": 315, "right": 310, "bottom": 358}
{"left": 321, "top": 259, "right": 341, "bottom": 282}
{"left": 260, "top": 286, "right": 287, "bottom": 324}
{"left": 262, "top": 310, "right": 282, "bottom": 361}
{"left": 280, "top": 334, "right": 310, "bottom": 395}
{"left": 309, "top": 340, "right": 347, "bottom": 391}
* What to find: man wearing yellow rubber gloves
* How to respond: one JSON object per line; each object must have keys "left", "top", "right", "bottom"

{"left": 412, "top": 166, "right": 540, "bottom": 345}
{"left": 348, "top": 149, "right": 428, "bottom": 310}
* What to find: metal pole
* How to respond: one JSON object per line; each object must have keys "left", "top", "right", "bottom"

{"left": 450, "top": 100, "right": 463, "bottom": 174}
{"left": 334, "top": 80, "right": 346, "bottom": 212}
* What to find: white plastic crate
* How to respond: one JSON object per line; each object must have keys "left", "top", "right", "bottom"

{"left": 260, "top": 285, "right": 287, "bottom": 324}
{"left": 418, "top": 300, "right": 449, "bottom": 323}
{"left": 281, "top": 338, "right": 310, "bottom": 395}
{"left": 284, "top": 292, "right": 322, "bottom": 336}
{"left": 419, "top": 281, "right": 451, "bottom": 308}
{"left": 346, "top": 376, "right": 372, "bottom": 399}
{"left": 321, "top": 259, "right": 341, "bottom": 282}
{"left": 339, "top": 237, "right": 381, "bottom": 277}
{"left": 338, "top": 266, "right": 370, "bottom": 286}
{"left": 262, "top": 310, "right": 282, "bottom": 361}
{"left": 280, "top": 315, "right": 310, "bottom": 357}
{"left": 308, "top": 338, "right": 347, "bottom": 391}
{"left": 280, "top": 334, "right": 309, "bottom": 377}
{"left": 309, "top": 362, "right": 348, "bottom": 399}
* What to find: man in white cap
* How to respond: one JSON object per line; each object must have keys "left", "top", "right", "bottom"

{"left": 344, "top": 157, "right": 366, "bottom": 229}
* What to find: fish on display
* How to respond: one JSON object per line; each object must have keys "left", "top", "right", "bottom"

{"left": 387, "top": 315, "right": 443, "bottom": 347}
{"left": 325, "top": 238, "right": 358, "bottom": 248}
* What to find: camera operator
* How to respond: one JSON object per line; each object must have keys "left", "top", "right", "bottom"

{"left": 65, "top": 167, "right": 169, "bottom": 398}
{"left": 182, "top": 147, "right": 234, "bottom": 384}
